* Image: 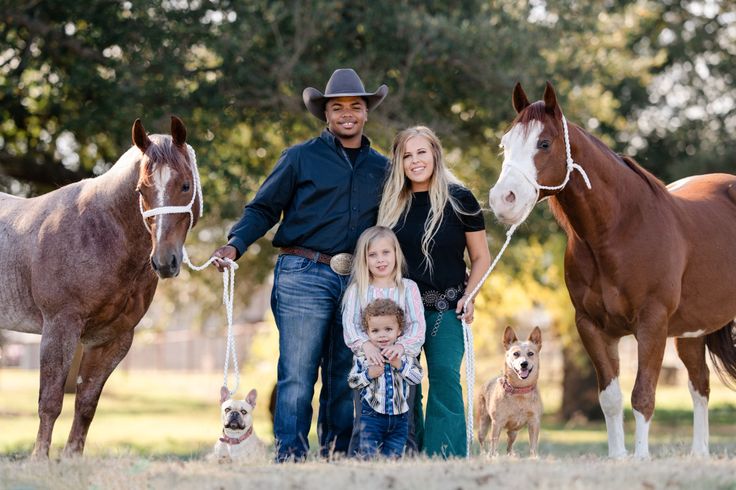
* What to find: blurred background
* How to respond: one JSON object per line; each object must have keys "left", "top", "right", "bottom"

{"left": 1, "top": 0, "right": 735, "bottom": 456}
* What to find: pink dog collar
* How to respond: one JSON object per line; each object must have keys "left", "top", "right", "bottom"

{"left": 501, "top": 377, "right": 536, "bottom": 395}
{"left": 220, "top": 426, "right": 253, "bottom": 445}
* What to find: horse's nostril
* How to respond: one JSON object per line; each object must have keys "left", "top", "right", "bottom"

{"left": 150, "top": 258, "right": 159, "bottom": 271}
{"left": 505, "top": 191, "right": 516, "bottom": 204}
{"left": 170, "top": 255, "right": 178, "bottom": 270}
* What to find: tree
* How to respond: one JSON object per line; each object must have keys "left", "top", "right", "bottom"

{"left": 2, "top": 0, "right": 732, "bottom": 421}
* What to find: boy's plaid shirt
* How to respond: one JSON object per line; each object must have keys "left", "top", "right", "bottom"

{"left": 347, "top": 354, "right": 423, "bottom": 415}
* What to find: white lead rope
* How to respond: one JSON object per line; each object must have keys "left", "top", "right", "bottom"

{"left": 182, "top": 250, "right": 240, "bottom": 397}
{"left": 460, "top": 223, "right": 518, "bottom": 457}
{"left": 459, "top": 114, "right": 591, "bottom": 457}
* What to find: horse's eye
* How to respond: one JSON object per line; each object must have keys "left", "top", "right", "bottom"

{"left": 182, "top": 182, "right": 191, "bottom": 192}
{"left": 538, "top": 140, "right": 550, "bottom": 150}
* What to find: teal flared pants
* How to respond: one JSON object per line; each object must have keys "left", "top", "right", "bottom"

{"left": 414, "top": 309, "right": 466, "bottom": 457}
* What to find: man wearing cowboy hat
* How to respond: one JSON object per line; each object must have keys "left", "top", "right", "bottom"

{"left": 211, "top": 68, "right": 389, "bottom": 462}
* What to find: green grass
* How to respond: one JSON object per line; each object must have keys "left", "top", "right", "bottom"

{"left": 1, "top": 368, "right": 735, "bottom": 459}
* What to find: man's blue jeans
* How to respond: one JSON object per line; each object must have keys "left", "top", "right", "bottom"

{"left": 358, "top": 398, "right": 409, "bottom": 458}
{"left": 271, "top": 254, "right": 353, "bottom": 461}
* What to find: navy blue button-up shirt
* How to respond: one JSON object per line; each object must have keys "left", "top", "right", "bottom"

{"left": 227, "top": 129, "right": 389, "bottom": 258}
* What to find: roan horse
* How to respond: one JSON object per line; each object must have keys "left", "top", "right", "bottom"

{"left": 0, "top": 117, "right": 201, "bottom": 457}
{"left": 488, "top": 82, "right": 736, "bottom": 458}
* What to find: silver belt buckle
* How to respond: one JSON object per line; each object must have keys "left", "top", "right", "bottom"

{"left": 329, "top": 253, "right": 353, "bottom": 275}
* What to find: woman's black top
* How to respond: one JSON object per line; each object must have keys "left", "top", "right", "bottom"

{"left": 393, "top": 184, "right": 486, "bottom": 311}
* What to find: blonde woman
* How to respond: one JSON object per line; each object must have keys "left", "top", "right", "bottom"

{"left": 378, "top": 126, "right": 491, "bottom": 457}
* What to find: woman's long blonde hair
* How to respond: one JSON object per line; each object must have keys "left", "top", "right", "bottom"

{"left": 347, "top": 226, "right": 406, "bottom": 307}
{"left": 377, "top": 126, "right": 463, "bottom": 274}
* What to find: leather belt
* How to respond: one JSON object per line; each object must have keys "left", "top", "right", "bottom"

{"left": 280, "top": 246, "right": 333, "bottom": 266}
{"left": 280, "top": 246, "right": 353, "bottom": 275}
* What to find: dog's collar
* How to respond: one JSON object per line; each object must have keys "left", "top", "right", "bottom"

{"left": 220, "top": 426, "right": 253, "bottom": 445}
{"left": 501, "top": 377, "right": 536, "bottom": 395}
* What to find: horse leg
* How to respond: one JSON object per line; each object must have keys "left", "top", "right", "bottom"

{"left": 675, "top": 336, "right": 710, "bottom": 457}
{"left": 631, "top": 313, "right": 668, "bottom": 459}
{"left": 576, "top": 315, "right": 625, "bottom": 457}
{"left": 63, "top": 330, "right": 135, "bottom": 456}
{"left": 32, "top": 314, "right": 83, "bottom": 459}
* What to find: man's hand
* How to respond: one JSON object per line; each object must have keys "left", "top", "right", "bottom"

{"left": 367, "top": 364, "right": 384, "bottom": 379}
{"left": 211, "top": 245, "right": 237, "bottom": 272}
{"left": 362, "top": 341, "right": 385, "bottom": 366}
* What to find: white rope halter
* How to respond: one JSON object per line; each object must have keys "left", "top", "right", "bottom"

{"left": 137, "top": 144, "right": 241, "bottom": 397}
{"left": 459, "top": 113, "right": 591, "bottom": 457}
{"left": 501, "top": 116, "right": 592, "bottom": 205}
{"left": 138, "top": 145, "right": 204, "bottom": 234}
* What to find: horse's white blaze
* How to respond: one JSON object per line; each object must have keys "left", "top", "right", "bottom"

{"left": 688, "top": 380, "right": 710, "bottom": 456}
{"left": 599, "top": 378, "right": 627, "bottom": 458}
{"left": 153, "top": 166, "right": 172, "bottom": 243}
{"left": 633, "top": 409, "right": 650, "bottom": 459}
{"left": 489, "top": 121, "right": 543, "bottom": 225}
{"left": 680, "top": 329, "right": 706, "bottom": 338}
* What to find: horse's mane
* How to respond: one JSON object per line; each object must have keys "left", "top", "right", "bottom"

{"left": 137, "top": 135, "right": 190, "bottom": 187}
{"left": 617, "top": 154, "right": 668, "bottom": 195}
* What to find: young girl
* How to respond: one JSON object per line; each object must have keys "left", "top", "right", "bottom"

{"left": 342, "top": 226, "right": 425, "bottom": 366}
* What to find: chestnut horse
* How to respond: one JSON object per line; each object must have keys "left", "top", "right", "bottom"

{"left": 0, "top": 117, "right": 201, "bottom": 457}
{"left": 488, "top": 82, "right": 736, "bottom": 458}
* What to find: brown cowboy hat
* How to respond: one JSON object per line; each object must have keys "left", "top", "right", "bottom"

{"left": 302, "top": 68, "right": 388, "bottom": 121}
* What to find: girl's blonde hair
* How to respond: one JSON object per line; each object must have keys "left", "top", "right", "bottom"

{"left": 377, "top": 126, "right": 464, "bottom": 274}
{"left": 347, "top": 226, "right": 406, "bottom": 307}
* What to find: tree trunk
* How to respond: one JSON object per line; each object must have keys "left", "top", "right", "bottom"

{"left": 559, "top": 342, "right": 603, "bottom": 421}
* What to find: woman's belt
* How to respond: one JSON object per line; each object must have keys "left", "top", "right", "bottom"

{"left": 421, "top": 284, "right": 465, "bottom": 312}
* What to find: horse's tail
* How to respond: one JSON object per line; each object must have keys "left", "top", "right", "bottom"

{"left": 705, "top": 321, "right": 736, "bottom": 390}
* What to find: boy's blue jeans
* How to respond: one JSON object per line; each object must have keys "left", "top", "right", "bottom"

{"left": 271, "top": 254, "right": 353, "bottom": 461}
{"left": 358, "top": 398, "right": 409, "bottom": 458}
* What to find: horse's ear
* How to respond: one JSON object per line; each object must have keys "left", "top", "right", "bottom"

{"left": 171, "top": 116, "right": 187, "bottom": 147}
{"left": 512, "top": 82, "right": 530, "bottom": 114}
{"left": 529, "top": 326, "right": 542, "bottom": 351}
{"left": 503, "top": 326, "right": 518, "bottom": 350}
{"left": 132, "top": 119, "right": 151, "bottom": 153}
{"left": 543, "top": 81, "right": 561, "bottom": 117}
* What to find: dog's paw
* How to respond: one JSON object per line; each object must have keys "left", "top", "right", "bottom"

{"left": 218, "top": 456, "right": 232, "bottom": 464}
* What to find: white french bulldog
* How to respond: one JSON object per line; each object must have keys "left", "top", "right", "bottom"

{"left": 210, "top": 385, "right": 267, "bottom": 463}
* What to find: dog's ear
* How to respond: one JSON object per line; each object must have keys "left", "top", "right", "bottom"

{"left": 220, "top": 385, "right": 231, "bottom": 404}
{"left": 246, "top": 388, "right": 257, "bottom": 408}
{"left": 503, "top": 326, "right": 517, "bottom": 350}
{"left": 529, "top": 326, "right": 542, "bottom": 350}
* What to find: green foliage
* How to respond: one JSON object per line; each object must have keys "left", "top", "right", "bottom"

{"left": 1, "top": 0, "right": 734, "bottom": 354}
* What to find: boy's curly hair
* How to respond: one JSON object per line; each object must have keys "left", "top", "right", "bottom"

{"left": 361, "top": 298, "right": 405, "bottom": 334}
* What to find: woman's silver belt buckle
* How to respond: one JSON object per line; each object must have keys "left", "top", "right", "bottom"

{"left": 329, "top": 253, "right": 353, "bottom": 275}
